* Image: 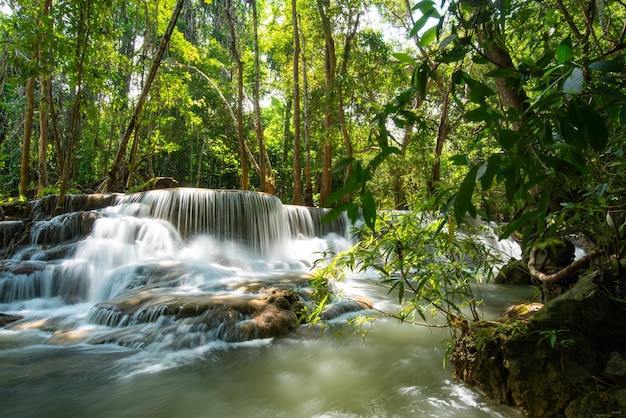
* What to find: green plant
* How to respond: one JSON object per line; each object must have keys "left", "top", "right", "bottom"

{"left": 309, "top": 206, "right": 512, "bottom": 336}
{"left": 536, "top": 328, "right": 575, "bottom": 350}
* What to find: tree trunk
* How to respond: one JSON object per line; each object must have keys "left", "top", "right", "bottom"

{"left": 19, "top": 76, "right": 35, "bottom": 199}
{"left": 101, "top": 0, "right": 185, "bottom": 193}
{"left": 55, "top": 0, "right": 93, "bottom": 213}
{"left": 316, "top": 0, "right": 337, "bottom": 207}
{"left": 299, "top": 17, "right": 314, "bottom": 207}
{"left": 37, "top": 0, "right": 53, "bottom": 198}
{"left": 337, "top": 13, "right": 359, "bottom": 193}
{"left": 251, "top": 0, "right": 275, "bottom": 194}
{"left": 429, "top": 85, "right": 452, "bottom": 193}
{"left": 291, "top": 0, "right": 303, "bottom": 205}
{"left": 225, "top": 0, "right": 248, "bottom": 190}
{"left": 38, "top": 78, "right": 49, "bottom": 197}
{"left": 252, "top": 0, "right": 266, "bottom": 192}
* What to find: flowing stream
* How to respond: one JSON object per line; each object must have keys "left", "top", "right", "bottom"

{"left": 0, "top": 188, "right": 528, "bottom": 417}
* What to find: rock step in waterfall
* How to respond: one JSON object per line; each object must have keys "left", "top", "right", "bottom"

{"left": 0, "top": 188, "right": 354, "bottom": 349}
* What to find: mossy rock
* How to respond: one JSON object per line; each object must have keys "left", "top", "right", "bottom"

{"left": 495, "top": 258, "right": 532, "bottom": 285}
{"left": 451, "top": 269, "right": 626, "bottom": 417}
{"left": 129, "top": 177, "right": 178, "bottom": 193}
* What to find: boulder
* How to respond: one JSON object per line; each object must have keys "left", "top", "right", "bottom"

{"left": 89, "top": 287, "right": 306, "bottom": 344}
{"left": 451, "top": 269, "right": 626, "bottom": 417}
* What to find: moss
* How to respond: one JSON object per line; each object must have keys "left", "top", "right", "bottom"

{"left": 451, "top": 267, "right": 626, "bottom": 416}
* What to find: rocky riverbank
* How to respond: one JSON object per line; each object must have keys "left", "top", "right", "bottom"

{"left": 451, "top": 265, "right": 626, "bottom": 416}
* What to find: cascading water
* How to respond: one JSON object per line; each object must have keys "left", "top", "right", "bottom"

{"left": 0, "top": 188, "right": 525, "bottom": 417}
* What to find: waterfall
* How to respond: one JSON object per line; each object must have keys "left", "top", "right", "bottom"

{"left": 113, "top": 189, "right": 293, "bottom": 255}
{"left": 0, "top": 188, "right": 354, "bottom": 351}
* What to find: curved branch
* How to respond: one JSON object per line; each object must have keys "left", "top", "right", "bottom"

{"left": 528, "top": 247, "right": 598, "bottom": 284}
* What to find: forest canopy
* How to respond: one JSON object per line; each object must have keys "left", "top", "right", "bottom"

{"left": 0, "top": 0, "right": 624, "bottom": 232}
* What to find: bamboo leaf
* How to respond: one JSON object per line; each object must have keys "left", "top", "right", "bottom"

{"left": 557, "top": 36, "right": 573, "bottom": 65}
{"left": 499, "top": 210, "right": 538, "bottom": 239}
{"left": 454, "top": 165, "right": 478, "bottom": 221}
{"left": 420, "top": 25, "right": 438, "bottom": 47}
{"left": 362, "top": 191, "right": 377, "bottom": 230}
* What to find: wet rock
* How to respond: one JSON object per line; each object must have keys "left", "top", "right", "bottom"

{"left": 451, "top": 270, "right": 626, "bottom": 417}
{"left": 130, "top": 177, "right": 179, "bottom": 192}
{"left": 0, "top": 313, "right": 23, "bottom": 327}
{"left": 89, "top": 287, "right": 305, "bottom": 344}
{"left": 0, "top": 259, "right": 47, "bottom": 275}
{"left": 495, "top": 259, "right": 532, "bottom": 285}
{"left": 605, "top": 351, "right": 626, "bottom": 377}
{"left": 496, "top": 302, "right": 543, "bottom": 321}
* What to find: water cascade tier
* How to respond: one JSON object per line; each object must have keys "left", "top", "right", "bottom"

{"left": 0, "top": 188, "right": 351, "bottom": 350}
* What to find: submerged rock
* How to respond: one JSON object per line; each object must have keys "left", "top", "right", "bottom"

{"left": 89, "top": 287, "right": 306, "bottom": 346}
{"left": 0, "top": 313, "right": 23, "bottom": 327}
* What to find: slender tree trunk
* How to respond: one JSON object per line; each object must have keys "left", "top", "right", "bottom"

{"left": 225, "top": 0, "right": 248, "bottom": 190}
{"left": 46, "top": 77, "right": 62, "bottom": 173}
{"left": 252, "top": 0, "right": 266, "bottom": 191}
{"left": 101, "top": 0, "right": 185, "bottom": 193}
{"left": 38, "top": 78, "right": 49, "bottom": 197}
{"left": 291, "top": 0, "right": 303, "bottom": 205}
{"left": 299, "top": 17, "right": 314, "bottom": 207}
{"left": 19, "top": 76, "right": 36, "bottom": 199}
{"left": 56, "top": 0, "right": 92, "bottom": 214}
{"left": 337, "top": 13, "right": 359, "bottom": 193}
{"left": 37, "top": 0, "right": 53, "bottom": 198}
{"left": 316, "top": 0, "right": 337, "bottom": 207}
{"left": 429, "top": 85, "right": 452, "bottom": 193}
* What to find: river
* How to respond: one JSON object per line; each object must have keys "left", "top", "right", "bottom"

{"left": 0, "top": 189, "right": 527, "bottom": 417}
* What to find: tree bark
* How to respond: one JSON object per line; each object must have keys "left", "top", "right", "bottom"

{"left": 291, "top": 0, "right": 303, "bottom": 205}
{"left": 37, "top": 0, "right": 53, "bottom": 198}
{"left": 101, "top": 0, "right": 185, "bottom": 193}
{"left": 225, "top": 0, "right": 248, "bottom": 190}
{"left": 299, "top": 16, "right": 314, "bottom": 207}
{"left": 19, "top": 76, "right": 35, "bottom": 199}
{"left": 528, "top": 247, "right": 597, "bottom": 284}
{"left": 316, "top": 0, "right": 337, "bottom": 207}
{"left": 252, "top": 0, "right": 275, "bottom": 194}
{"left": 55, "top": 0, "right": 92, "bottom": 214}
{"left": 337, "top": 12, "right": 359, "bottom": 193}
{"left": 429, "top": 85, "right": 452, "bottom": 193}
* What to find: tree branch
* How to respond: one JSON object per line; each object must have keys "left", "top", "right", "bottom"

{"left": 528, "top": 247, "right": 598, "bottom": 284}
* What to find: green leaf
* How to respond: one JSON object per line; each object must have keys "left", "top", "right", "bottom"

{"left": 480, "top": 153, "right": 502, "bottom": 190}
{"left": 499, "top": 210, "right": 538, "bottom": 239}
{"left": 439, "top": 34, "right": 457, "bottom": 50}
{"left": 562, "top": 67, "right": 584, "bottom": 94}
{"left": 412, "top": 62, "right": 430, "bottom": 99}
{"left": 557, "top": 36, "right": 573, "bottom": 65}
{"left": 484, "top": 67, "right": 519, "bottom": 78}
{"left": 392, "top": 52, "right": 416, "bottom": 65}
{"left": 497, "top": 129, "right": 518, "bottom": 150}
{"left": 454, "top": 165, "right": 478, "bottom": 221}
{"left": 621, "top": 104, "right": 626, "bottom": 127}
{"left": 449, "top": 154, "right": 469, "bottom": 166}
{"left": 412, "top": 0, "right": 436, "bottom": 13}
{"left": 362, "top": 191, "right": 377, "bottom": 230}
{"left": 322, "top": 202, "right": 356, "bottom": 224}
{"left": 396, "top": 86, "right": 418, "bottom": 106}
{"left": 410, "top": 10, "right": 436, "bottom": 38}
{"left": 465, "top": 107, "right": 502, "bottom": 122}
{"left": 589, "top": 57, "right": 624, "bottom": 73}
{"left": 420, "top": 25, "right": 438, "bottom": 47}
{"left": 578, "top": 102, "right": 608, "bottom": 151}
{"left": 436, "top": 45, "right": 467, "bottom": 63}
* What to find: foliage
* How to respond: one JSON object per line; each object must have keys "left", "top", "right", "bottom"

{"left": 310, "top": 206, "right": 512, "bottom": 334}
{"left": 311, "top": 0, "right": 625, "bottom": 334}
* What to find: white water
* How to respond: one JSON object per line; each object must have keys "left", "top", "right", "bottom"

{"left": 0, "top": 189, "right": 527, "bottom": 417}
